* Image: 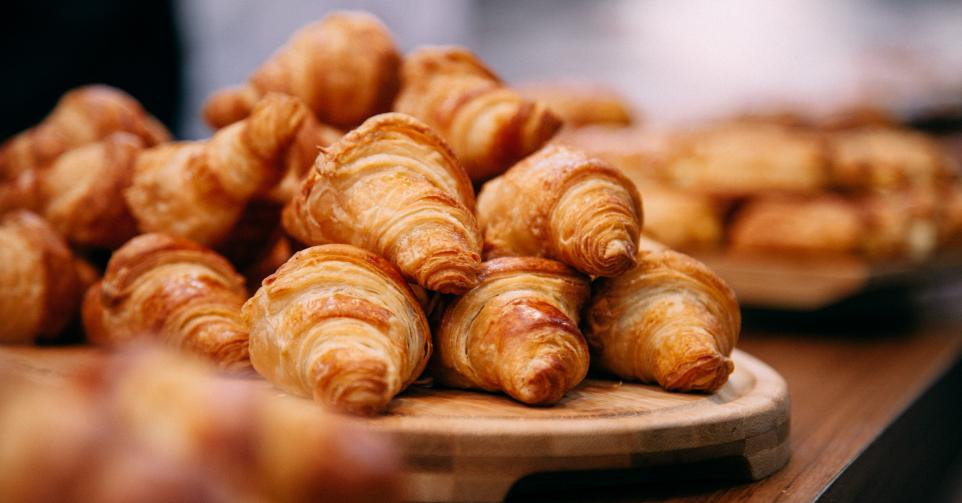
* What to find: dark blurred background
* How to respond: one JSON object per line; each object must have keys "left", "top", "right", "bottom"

{"left": 4, "top": 0, "right": 961, "bottom": 140}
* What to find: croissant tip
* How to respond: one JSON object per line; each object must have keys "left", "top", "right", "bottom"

{"left": 511, "top": 361, "right": 569, "bottom": 405}
{"left": 660, "top": 354, "right": 734, "bottom": 393}
{"left": 315, "top": 374, "right": 392, "bottom": 416}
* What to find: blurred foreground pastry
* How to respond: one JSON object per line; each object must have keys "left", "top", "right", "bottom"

{"left": 127, "top": 93, "right": 307, "bottom": 246}
{"left": 0, "top": 211, "right": 85, "bottom": 343}
{"left": 395, "top": 45, "right": 561, "bottom": 182}
{"left": 0, "top": 347, "right": 400, "bottom": 503}
{"left": 83, "top": 233, "right": 250, "bottom": 370}
{"left": 516, "top": 81, "right": 634, "bottom": 127}
{"left": 243, "top": 244, "right": 432, "bottom": 416}
{"left": 585, "top": 240, "right": 740, "bottom": 392}
{"left": 477, "top": 145, "right": 642, "bottom": 277}
{"left": 283, "top": 112, "right": 482, "bottom": 294}
{"left": 0, "top": 85, "right": 169, "bottom": 181}
{"left": 433, "top": 257, "right": 590, "bottom": 405}
{"left": 203, "top": 11, "right": 400, "bottom": 130}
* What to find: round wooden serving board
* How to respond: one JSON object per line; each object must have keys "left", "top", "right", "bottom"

{"left": 365, "top": 349, "right": 790, "bottom": 503}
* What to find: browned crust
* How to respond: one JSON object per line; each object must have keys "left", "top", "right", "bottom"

{"left": 320, "top": 112, "right": 475, "bottom": 209}
{"left": 477, "top": 256, "right": 586, "bottom": 283}
{"left": 4, "top": 211, "right": 83, "bottom": 339}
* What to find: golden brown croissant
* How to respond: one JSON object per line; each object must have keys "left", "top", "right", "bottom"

{"left": 82, "top": 233, "right": 250, "bottom": 370}
{"left": 283, "top": 112, "right": 482, "bottom": 294}
{"left": 476, "top": 145, "right": 643, "bottom": 277}
{"left": 126, "top": 94, "right": 307, "bottom": 246}
{"left": 432, "top": 257, "right": 590, "bottom": 405}
{"left": 203, "top": 11, "right": 400, "bottom": 130}
{"left": 394, "top": 45, "right": 562, "bottom": 182}
{"left": 584, "top": 244, "right": 740, "bottom": 392}
{"left": 243, "top": 244, "right": 431, "bottom": 416}
{"left": 0, "top": 211, "right": 84, "bottom": 343}
{"left": 516, "top": 80, "right": 635, "bottom": 127}
{"left": 728, "top": 195, "right": 864, "bottom": 257}
{"left": 0, "top": 85, "right": 169, "bottom": 181}
{"left": 38, "top": 132, "right": 144, "bottom": 248}
{"left": 828, "top": 127, "right": 954, "bottom": 190}
{"left": 663, "top": 122, "right": 828, "bottom": 197}
{"left": 0, "top": 347, "right": 401, "bottom": 503}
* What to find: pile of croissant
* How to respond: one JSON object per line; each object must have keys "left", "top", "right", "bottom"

{"left": 553, "top": 99, "right": 962, "bottom": 260}
{"left": 0, "top": 11, "right": 740, "bottom": 416}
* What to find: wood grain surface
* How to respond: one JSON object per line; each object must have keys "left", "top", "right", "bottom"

{"left": 504, "top": 322, "right": 962, "bottom": 502}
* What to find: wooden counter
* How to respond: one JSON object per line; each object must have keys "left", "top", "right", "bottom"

{"left": 507, "top": 316, "right": 962, "bottom": 502}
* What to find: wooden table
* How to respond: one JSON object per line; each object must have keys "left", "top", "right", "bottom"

{"left": 507, "top": 301, "right": 962, "bottom": 502}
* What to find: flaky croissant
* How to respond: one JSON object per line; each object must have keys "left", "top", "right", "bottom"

{"left": 82, "top": 233, "right": 250, "bottom": 370}
{"left": 394, "top": 45, "right": 562, "bottom": 182}
{"left": 663, "top": 122, "right": 828, "bottom": 197}
{"left": 828, "top": 127, "right": 954, "bottom": 191}
{"left": 0, "top": 347, "right": 400, "bottom": 503}
{"left": 0, "top": 211, "right": 84, "bottom": 343}
{"left": 477, "top": 145, "right": 643, "bottom": 277}
{"left": 126, "top": 94, "right": 306, "bottom": 246}
{"left": 0, "top": 85, "right": 169, "bottom": 181}
{"left": 203, "top": 11, "right": 400, "bottom": 130}
{"left": 584, "top": 243, "right": 740, "bottom": 392}
{"left": 39, "top": 132, "right": 144, "bottom": 248}
{"left": 433, "top": 257, "right": 590, "bottom": 405}
{"left": 243, "top": 244, "right": 431, "bottom": 416}
{"left": 283, "top": 112, "right": 482, "bottom": 294}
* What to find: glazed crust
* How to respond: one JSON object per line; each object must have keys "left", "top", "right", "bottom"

{"left": 476, "top": 145, "right": 643, "bottom": 277}
{"left": 127, "top": 94, "right": 306, "bottom": 246}
{"left": 242, "top": 244, "right": 432, "bottom": 416}
{"left": 0, "top": 211, "right": 83, "bottom": 343}
{"left": 83, "top": 233, "right": 251, "bottom": 370}
{"left": 0, "top": 85, "right": 169, "bottom": 181}
{"left": 585, "top": 248, "right": 740, "bottom": 392}
{"left": 516, "top": 81, "right": 634, "bottom": 127}
{"left": 433, "top": 257, "right": 590, "bottom": 405}
{"left": 394, "top": 45, "right": 562, "bottom": 182}
{"left": 282, "top": 112, "right": 482, "bottom": 294}
{"left": 203, "top": 11, "right": 400, "bottom": 129}
{"left": 663, "top": 123, "right": 828, "bottom": 197}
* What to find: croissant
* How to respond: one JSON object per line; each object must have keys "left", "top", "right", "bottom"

{"left": 0, "top": 85, "right": 169, "bottom": 181}
{"left": 828, "top": 127, "right": 954, "bottom": 191}
{"left": 243, "top": 244, "right": 431, "bottom": 416}
{"left": 584, "top": 243, "right": 740, "bottom": 392}
{"left": 516, "top": 81, "right": 635, "bottom": 127}
{"left": 433, "top": 257, "right": 590, "bottom": 405}
{"left": 663, "top": 122, "right": 828, "bottom": 197}
{"left": 0, "top": 211, "right": 84, "bottom": 343}
{"left": 477, "top": 145, "right": 643, "bottom": 277}
{"left": 283, "top": 112, "right": 482, "bottom": 294}
{"left": 35, "top": 132, "right": 143, "bottom": 248}
{"left": 203, "top": 11, "right": 400, "bottom": 130}
{"left": 82, "top": 233, "right": 250, "bottom": 370}
{"left": 126, "top": 93, "right": 306, "bottom": 246}
{"left": 0, "top": 347, "right": 400, "bottom": 503}
{"left": 728, "top": 195, "right": 864, "bottom": 257}
{"left": 394, "top": 45, "right": 562, "bottom": 182}
{"left": 638, "top": 182, "right": 725, "bottom": 250}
